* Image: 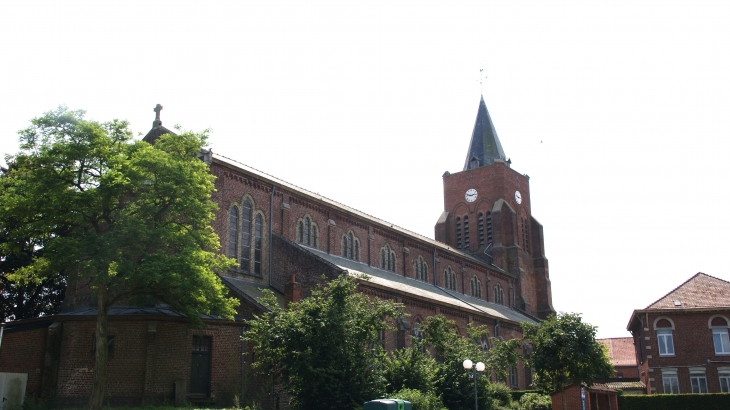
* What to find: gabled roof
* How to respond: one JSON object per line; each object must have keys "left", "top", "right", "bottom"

{"left": 646, "top": 272, "right": 730, "bottom": 309}
{"left": 463, "top": 95, "right": 506, "bottom": 170}
{"left": 597, "top": 337, "right": 636, "bottom": 367}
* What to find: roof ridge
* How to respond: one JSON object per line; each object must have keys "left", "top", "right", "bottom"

{"left": 645, "top": 272, "right": 704, "bottom": 308}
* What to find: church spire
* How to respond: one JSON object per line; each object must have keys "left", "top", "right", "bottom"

{"left": 463, "top": 95, "right": 506, "bottom": 170}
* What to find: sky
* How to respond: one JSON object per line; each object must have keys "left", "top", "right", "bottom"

{"left": 1, "top": 1, "right": 729, "bottom": 338}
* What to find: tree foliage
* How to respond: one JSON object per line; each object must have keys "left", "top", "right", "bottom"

{"left": 418, "top": 315, "right": 519, "bottom": 410}
{"left": 245, "top": 275, "right": 403, "bottom": 410}
{"left": 0, "top": 107, "right": 238, "bottom": 410}
{"left": 522, "top": 312, "right": 613, "bottom": 410}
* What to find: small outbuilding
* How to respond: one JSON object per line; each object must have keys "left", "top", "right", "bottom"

{"left": 550, "top": 383, "right": 619, "bottom": 410}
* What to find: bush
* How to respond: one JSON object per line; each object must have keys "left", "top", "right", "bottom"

{"left": 518, "top": 393, "right": 552, "bottom": 410}
{"left": 389, "top": 388, "right": 446, "bottom": 410}
{"left": 487, "top": 382, "right": 514, "bottom": 409}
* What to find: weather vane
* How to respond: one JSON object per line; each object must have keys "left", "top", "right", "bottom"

{"left": 478, "top": 68, "right": 487, "bottom": 94}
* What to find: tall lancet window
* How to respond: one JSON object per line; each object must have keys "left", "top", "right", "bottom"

{"left": 241, "top": 199, "right": 252, "bottom": 272}
{"left": 228, "top": 206, "right": 238, "bottom": 259}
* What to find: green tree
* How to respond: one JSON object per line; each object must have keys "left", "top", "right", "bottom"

{"left": 245, "top": 275, "right": 403, "bottom": 410}
{"left": 522, "top": 312, "right": 613, "bottom": 410}
{"left": 0, "top": 107, "right": 238, "bottom": 410}
{"left": 420, "top": 315, "right": 518, "bottom": 410}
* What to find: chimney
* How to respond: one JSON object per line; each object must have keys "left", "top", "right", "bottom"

{"left": 284, "top": 274, "right": 301, "bottom": 306}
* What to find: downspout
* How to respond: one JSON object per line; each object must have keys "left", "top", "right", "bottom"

{"left": 269, "top": 186, "right": 276, "bottom": 287}
{"left": 241, "top": 325, "right": 247, "bottom": 404}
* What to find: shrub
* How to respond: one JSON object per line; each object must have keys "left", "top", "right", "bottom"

{"left": 389, "top": 388, "right": 447, "bottom": 410}
{"left": 518, "top": 392, "right": 552, "bottom": 410}
{"left": 618, "top": 393, "right": 730, "bottom": 410}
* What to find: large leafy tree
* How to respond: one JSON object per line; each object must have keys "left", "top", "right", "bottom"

{"left": 522, "top": 312, "right": 613, "bottom": 410}
{"left": 245, "top": 275, "right": 403, "bottom": 410}
{"left": 0, "top": 107, "right": 238, "bottom": 410}
{"left": 420, "top": 315, "right": 520, "bottom": 410}
{"left": 1, "top": 164, "right": 66, "bottom": 321}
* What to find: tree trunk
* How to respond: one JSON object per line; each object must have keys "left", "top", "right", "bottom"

{"left": 89, "top": 287, "right": 110, "bottom": 410}
{"left": 561, "top": 384, "right": 567, "bottom": 410}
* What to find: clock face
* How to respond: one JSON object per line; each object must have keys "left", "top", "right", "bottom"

{"left": 465, "top": 188, "right": 478, "bottom": 203}
{"left": 514, "top": 190, "right": 522, "bottom": 204}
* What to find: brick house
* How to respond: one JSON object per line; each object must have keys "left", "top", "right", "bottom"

{"left": 597, "top": 337, "right": 639, "bottom": 379}
{"left": 0, "top": 96, "right": 555, "bottom": 406}
{"left": 627, "top": 272, "right": 730, "bottom": 394}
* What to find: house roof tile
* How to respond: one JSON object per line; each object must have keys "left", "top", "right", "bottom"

{"left": 646, "top": 272, "right": 730, "bottom": 309}
{"left": 597, "top": 337, "right": 636, "bottom": 367}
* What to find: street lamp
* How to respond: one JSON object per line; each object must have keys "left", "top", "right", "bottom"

{"left": 463, "top": 359, "right": 485, "bottom": 410}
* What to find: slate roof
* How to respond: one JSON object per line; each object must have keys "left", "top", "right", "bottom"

{"left": 597, "top": 337, "right": 636, "bottom": 367}
{"left": 646, "top": 272, "right": 730, "bottom": 309}
{"left": 57, "top": 306, "right": 223, "bottom": 320}
{"left": 463, "top": 95, "right": 506, "bottom": 170}
{"left": 221, "top": 276, "right": 286, "bottom": 310}
{"left": 600, "top": 380, "right": 645, "bottom": 391}
{"left": 306, "top": 247, "right": 538, "bottom": 325}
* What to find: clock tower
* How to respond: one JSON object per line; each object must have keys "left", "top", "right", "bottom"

{"left": 435, "top": 95, "right": 555, "bottom": 319}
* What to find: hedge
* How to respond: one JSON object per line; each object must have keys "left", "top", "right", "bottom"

{"left": 618, "top": 393, "right": 730, "bottom": 410}
{"left": 510, "top": 390, "right": 542, "bottom": 402}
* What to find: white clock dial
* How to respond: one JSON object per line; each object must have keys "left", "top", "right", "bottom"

{"left": 465, "top": 188, "right": 478, "bottom": 203}
{"left": 514, "top": 191, "right": 522, "bottom": 204}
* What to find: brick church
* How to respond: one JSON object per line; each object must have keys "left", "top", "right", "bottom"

{"left": 0, "top": 96, "right": 555, "bottom": 406}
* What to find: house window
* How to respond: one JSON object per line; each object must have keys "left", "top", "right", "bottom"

{"left": 719, "top": 370, "right": 730, "bottom": 392}
{"left": 380, "top": 245, "right": 396, "bottom": 272}
{"left": 470, "top": 276, "right": 482, "bottom": 299}
{"left": 241, "top": 199, "right": 252, "bottom": 272}
{"left": 456, "top": 217, "right": 462, "bottom": 248}
{"left": 444, "top": 266, "right": 456, "bottom": 291}
{"left": 657, "top": 330, "right": 675, "bottom": 356}
{"left": 414, "top": 256, "right": 428, "bottom": 282}
{"left": 713, "top": 329, "right": 730, "bottom": 355}
{"left": 297, "top": 216, "right": 318, "bottom": 248}
{"left": 690, "top": 370, "right": 708, "bottom": 393}
{"left": 494, "top": 284, "right": 504, "bottom": 305}
{"left": 662, "top": 369, "right": 679, "bottom": 394}
{"left": 341, "top": 231, "right": 360, "bottom": 261}
{"left": 228, "top": 206, "right": 238, "bottom": 258}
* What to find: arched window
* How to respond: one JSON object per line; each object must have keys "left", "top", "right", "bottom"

{"left": 380, "top": 245, "right": 396, "bottom": 272}
{"left": 709, "top": 315, "right": 730, "bottom": 355}
{"left": 341, "top": 231, "right": 360, "bottom": 261}
{"left": 494, "top": 284, "right": 504, "bottom": 305}
{"left": 470, "top": 276, "right": 482, "bottom": 299}
{"left": 253, "top": 214, "right": 263, "bottom": 275}
{"left": 444, "top": 266, "right": 456, "bottom": 291}
{"left": 463, "top": 216, "right": 470, "bottom": 248}
{"left": 414, "top": 256, "right": 428, "bottom": 282}
{"left": 412, "top": 321, "right": 424, "bottom": 352}
{"left": 241, "top": 199, "right": 252, "bottom": 272}
{"left": 456, "top": 217, "right": 462, "bottom": 248}
{"left": 228, "top": 206, "right": 238, "bottom": 259}
{"left": 296, "top": 215, "right": 318, "bottom": 248}
{"left": 654, "top": 317, "right": 675, "bottom": 356}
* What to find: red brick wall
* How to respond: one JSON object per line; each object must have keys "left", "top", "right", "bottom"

{"left": 640, "top": 310, "right": 730, "bottom": 394}
{"left": 0, "top": 323, "right": 49, "bottom": 396}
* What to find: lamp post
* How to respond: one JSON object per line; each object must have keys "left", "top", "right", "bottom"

{"left": 463, "top": 359, "right": 485, "bottom": 410}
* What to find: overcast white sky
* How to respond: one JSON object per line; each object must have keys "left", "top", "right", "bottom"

{"left": 2, "top": 1, "right": 729, "bottom": 338}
